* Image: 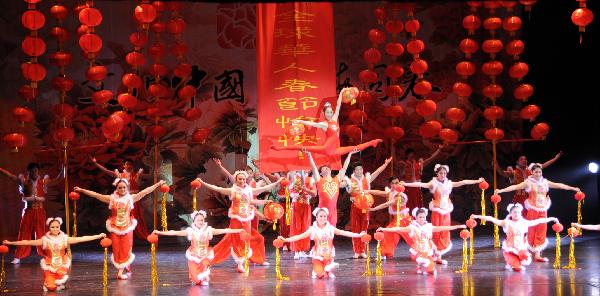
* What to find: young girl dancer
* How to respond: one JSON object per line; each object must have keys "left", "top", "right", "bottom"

{"left": 75, "top": 178, "right": 166, "bottom": 279}
{"left": 377, "top": 208, "right": 466, "bottom": 275}
{"left": 152, "top": 210, "right": 244, "bottom": 286}
{"left": 471, "top": 204, "right": 560, "bottom": 272}
{"left": 3, "top": 217, "right": 105, "bottom": 291}
{"left": 278, "top": 207, "right": 366, "bottom": 279}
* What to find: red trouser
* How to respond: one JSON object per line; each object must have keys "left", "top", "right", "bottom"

{"left": 431, "top": 210, "right": 452, "bottom": 256}
{"left": 277, "top": 201, "right": 291, "bottom": 250}
{"left": 188, "top": 258, "right": 210, "bottom": 284}
{"left": 312, "top": 258, "right": 334, "bottom": 278}
{"left": 43, "top": 268, "right": 68, "bottom": 291}
{"left": 380, "top": 215, "right": 413, "bottom": 257}
{"left": 290, "top": 202, "right": 311, "bottom": 252}
{"left": 211, "top": 218, "right": 265, "bottom": 264}
{"left": 15, "top": 207, "right": 46, "bottom": 259}
{"left": 110, "top": 231, "right": 134, "bottom": 268}
{"left": 350, "top": 204, "right": 369, "bottom": 254}
{"left": 526, "top": 209, "right": 548, "bottom": 252}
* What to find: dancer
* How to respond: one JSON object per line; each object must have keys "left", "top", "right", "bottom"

{"left": 367, "top": 176, "right": 413, "bottom": 259}
{"left": 346, "top": 157, "right": 391, "bottom": 258}
{"left": 196, "top": 172, "right": 282, "bottom": 272}
{"left": 377, "top": 208, "right": 466, "bottom": 275}
{"left": 152, "top": 210, "right": 244, "bottom": 286}
{"left": 398, "top": 145, "right": 443, "bottom": 209}
{"left": 499, "top": 152, "right": 562, "bottom": 208}
{"left": 91, "top": 157, "right": 150, "bottom": 239}
{"left": 287, "top": 170, "right": 316, "bottom": 259}
{"left": 75, "top": 178, "right": 166, "bottom": 279}
{"left": 572, "top": 223, "right": 600, "bottom": 231}
{"left": 0, "top": 163, "right": 64, "bottom": 264}
{"left": 495, "top": 163, "right": 580, "bottom": 262}
{"left": 305, "top": 149, "right": 356, "bottom": 226}
{"left": 402, "top": 164, "right": 483, "bottom": 264}
{"left": 271, "top": 87, "right": 383, "bottom": 155}
{"left": 2, "top": 217, "right": 105, "bottom": 291}
{"left": 471, "top": 204, "right": 560, "bottom": 272}
{"left": 278, "top": 207, "right": 366, "bottom": 279}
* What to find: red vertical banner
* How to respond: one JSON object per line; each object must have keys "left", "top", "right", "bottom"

{"left": 257, "top": 2, "right": 339, "bottom": 173}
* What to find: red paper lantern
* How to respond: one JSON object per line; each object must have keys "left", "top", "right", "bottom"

{"left": 385, "top": 20, "right": 404, "bottom": 34}
{"left": 122, "top": 73, "right": 143, "bottom": 89}
{"left": 190, "top": 179, "right": 201, "bottom": 189}
{"left": 288, "top": 122, "right": 305, "bottom": 137}
{"left": 354, "top": 193, "right": 375, "bottom": 211}
{"left": 3, "top": 133, "right": 27, "bottom": 152}
{"left": 415, "top": 99, "right": 437, "bottom": 117}
{"left": 147, "top": 125, "right": 167, "bottom": 139}
{"left": 18, "top": 85, "right": 39, "bottom": 102}
{"left": 482, "top": 39, "right": 504, "bottom": 56}
{"left": 456, "top": 61, "right": 476, "bottom": 77}
{"left": 21, "top": 62, "right": 46, "bottom": 82}
{"left": 368, "top": 29, "right": 386, "bottom": 45}
{"left": 167, "top": 18, "right": 186, "bottom": 35}
{"left": 491, "top": 194, "right": 501, "bottom": 204}
{"left": 374, "top": 8, "right": 386, "bottom": 24}
{"left": 92, "top": 90, "right": 113, "bottom": 105}
{"left": 363, "top": 48, "right": 382, "bottom": 65}
{"left": 356, "top": 91, "right": 374, "bottom": 105}
{"left": 445, "top": 107, "right": 466, "bottom": 123}
{"left": 273, "top": 239, "right": 284, "bottom": 249}
{"left": 12, "top": 107, "right": 35, "bottom": 124}
{"left": 505, "top": 40, "right": 524, "bottom": 59}
{"left": 462, "top": 15, "right": 481, "bottom": 34}
{"left": 385, "top": 63, "right": 404, "bottom": 79}
{"left": 519, "top": 104, "right": 540, "bottom": 121}
{"left": 384, "top": 126, "right": 405, "bottom": 140}
{"left": 79, "top": 8, "right": 103, "bottom": 27}
{"left": 514, "top": 84, "right": 534, "bottom": 101}
{"left": 151, "top": 21, "right": 166, "bottom": 33}
{"left": 49, "top": 52, "right": 72, "bottom": 67}
{"left": 385, "top": 42, "right": 405, "bottom": 57}
{"left": 178, "top": 85, "right": 197, "bottom": 101}
{"left": 482, "top": 61, "right": 504, "bottom": 77}
{"left": 386, "top": 85, "right": 404, "bottom": 99}
{"left": 439, "top": 128, "right": 459, "bottom": 143}
{"left": 21, "top": 10, "right": 45, "bottom": 30}
{"left": 405, "top": 19, "right": 421, "bottom": 34}
{"left": 483, "top": 106, "right": 504, "bottom": 121}
{"left": 552, "top": 223, "right": 564, "bottom": 233}
{"left": 345, "top": 125, "right": 363, "bottom": 141}
{"left": 85, "top": 66, "right": 106, "bottom": 83}
{"left": 410, "top": 59, "right": 428, "bottom": 75}
{"left": 52, "top": 103, "right": 76, "bottom": 120}
{"left": 349, "top": 109, "right": 367, "bottom": 123}
{"left": 49, "top": 26, "right": 69, "bottom": 43}
{"left": 180, "top": 108, "right": 201, "bottom": 122}
{"left": 147, "top": 233, "right": 159, "bottom": 244}
{"left": 459, "top": 38, "right": 479, "bottom": 57}
{"left": 374, "top": 231, "right": 384, "bottom": 241}
{"left": 460, "top": 229, "right": 470, "bottom": 240}
{"left": 574, "top": 191, "right": 585, "bottom": 201}
{"left": 341, "top": 87, "right": 360, "bottom": 104}
{"left": 485, "top": 128, "right": 505, "bottom": 141}
{"left": 361, "top": 234, "right": 372, "bottom": 243}
{"left": 503, "top": 16, "right": 522, "bottom": 33}
{"left": 125, "top": 52, "right": 146, "bottom": 68}
{"left": 134, "top": 4, "right": 157, "bottom": 23}
{"left": 466, "top": 218, "right": 478, "bottom": 229}
{"left": 532, "top": 123, "right": 550, "bottom": 137}
{"left": 419, "top": 120, "right": 442, "bottom": 138}
{"left": 567, "top": 227, "right": 580, "bottom": 238}
{"left": 452, "top": 82, "right": 472, "bottom": 98}
{"left": 149, "top": 83, "right": 170, "bottom": 98}
{"left": 129, "top": 32, "right": 149, "bottom": 48}
{"left": 509, "top": 62, "right": 529, "bottom": 80}
{"left": 483, "top": 17, "right": 502, "bottom": 31}
{"left": 384, "top": 104, "right": 404, "bottom": 118}
{"left": 112, "top": 111, "right": 131, "bottom": 125}
{"left": 22, "top": 36, "right": 46, "bottom": 57}
{"left": 102, "top": 115, "right": 125, "bottom": 135}
{"left": 192, "top": 128, "right": 210, "bottom": 143}
{"left": 50, "top": 5, "right": 69, "bottom": 20}
{"left": 77, "top": 24, "right": 90, "bottom": 36}
{"left": 69, "top": 192, "right": 80, "bottom": 201}
{"left": 51, "top": 77, "right": 74, "bottom": 92}
{"left": 359, "top": 69, "right": 378, "bottom": 84}
{"left": 264, "top": 202, "right": 285, "bottom": 221}
{"left": 0, "top": 245, "right": 9, "bottom": 254}
{"left": 159, "top": 184, "right": 170, "bottom": 193}
{"left": 118, "top": 93, "right": 138, "bottom": 109}
{"left": 406, "top": 39, "right": 425, "bottom": 55}
{"left": 79, "top": 33, "right": 103, "bottom": 53}
{"left": 174, "top": 63, "right": 192, "bottom": 78}
{"left": 482, "top": 84, "right": 503, "bottom": 100}
{"left": 100, "top": 238, "right": 112, "bottom": 248}
{"left": 414, "top": 80, "right": 432, "bottom": 96}
{"left": 571, "top": 8, "right": 594, "bottom": 29}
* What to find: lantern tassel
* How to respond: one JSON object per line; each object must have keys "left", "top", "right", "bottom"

{"left": 275, "top": 248, "right": 289, "bottom": 280}
{"left": 0, "top": 255, "right": 6, "bottom": 291}
{"left": 161, "top": 192, "right": 168, "bottom": 231}
{"left": 375, "top": 241, "right": 383, "bottom": 276}
{"left": 553, "top": 232, "right": 561, "bottom": 269}
{"left": 102, "top": 247, "right": 108, "bottom": 287}
{"left": 577, "top": 200, "right": 583, "bottom": 235}
{"left": 73, "top": 200, "right": 78, "bottom": 237}
{"left": 563, "top": 236, "right": 576, "bottom": 269}
{"left": 480, "top": 190, "right": 486, "bottom": 225}
{"left": 192, "top": 189, "right": 197, "bottom": 211}
{"left": 243, "top": 241, "right": 250, "bottom": 276}
{"left": 469, "top": 228, "right": 474, "bottom": 266}
{"left": 362, "top": 242, "right": 371, "bottom": 276}
{"left": 493, "top": 203, "right": 500, "bottom": 248}
{"left": 285, "top": 188, "right": 291, "bottom": 226}
{"left": 395, "top": 199, "right": 401, "bottom": 227}
{"left": 456, "top": 238, "right": 469, "bottom": 273}
{"left": 273, "top": 219, "right": 277, "bottom": 231}
{"left": 151, "top": 243, "right": 158, "bottom": 286}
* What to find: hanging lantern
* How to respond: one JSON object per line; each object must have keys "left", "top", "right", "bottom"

{"left": 404, "top": 19, "right": 420, "bottom": 37}
{"left": 12, "top": 107, "right": 35, "bottom": 124}
{"left": 92, "top": 90, "right": 114, "bottom": 105}
{"left": 49, "top": 26, "right": 69, "bottom": 43}
{"left": 519, "top": 104, "right": 540, "bottom": 121}
{"left": 508, "top": 62, "right": 529, "bottom": 80}
{"left": 419, "top": 120, "right": 442, "bottom": 138}
{"left": 174, "top": 63, "right": 192, "bottom": 79}
{"left": 462, "top": 14, "right": 481, "bottom": 35}
{"left": 191, "top": 128, "right": 210, "bottom": 143}
{"left": 413, "top": 80, "right": 432, "bottom": 96}
{"left": 183, "top": 108, "right": 203, "bottom": 121}
{"left": 459, "top": 38, "right": 479, "bottom": 58}
{"left": 117, "top": 93, "right": 138, "bottom": 109}
{"left": 125, "top": 52, "right": 146, "bottom": 68}
{"left": 358, "top": 69, "right": 378, "bottom": 84}
{"left": 122, "top": 73, "right": 143, "bottom": 89}
{"left": 178, "top": 85, "right": 197, "bottom": 101}
{"left": 85, "top": 65, "right": 108, "bottom": 82}
{"left": 415, "top": 99, "right": 437, "bottom": 117}
{"left": 341, "top": 87, "right": 360, "bottom": 104}
{"left": 503, "top": 16, "right": 522, "bottom": 36}
{"left": 483, "top": 17, "right": 502, "bottom": 34}
{"left": 112, "top": 111, "right": 132, "bottom": 125}
{"left": 384, "top": 104, "right": 404, "bottom": 118}
{"left": 134, "top": 3, "right": 157, "bottom": 24}
{"left": 129, "top": 32, "right": 149, "bottom": 48}
{"left": 514, "top": 84, "right": 534, "bottom": 101}
{"left": 406, "top": 39, "right": 425, "bottom": 57}
{"left": 384, "top": 126, "right": 405, "bottom": 140}
{"left": 102, "top": 115, "right": 125, "bottom": 135}
{"left": 483, "top": 106, "right": 504, "bottom": 121}
{"left": 481, "top": 39, "right": 503, "bottom": 58}
{"left": 18, "top": 85, "right": 39, "bottom": 102}
{"left": 50, "top": 5, "right": 69, "bottom": 20}
{"left": 505, "top": 40, "right": 525, "bottom": 60}
{"left": 485, "top": 128, "right": 505, "bottom": 141}
{"left": 52, "top": 103, "right": 76, "bottom": 120}
{"left": 345, "top": 125, "right": 363, "bottom": 142}
{"left": 386, "top": 85, "right": 404, "bottom": 99}
{"left": 356, "top": 91, "right": 374, "bottom": 105}
{"left": 456, "top": 61, "right": 476, "bottom": 78}
{"left": 410, "top": 59, "right": 428, "bottom": 77}
{"left": 452, "top": 82, "right": 472, "bottom": 98}
{"left": 288, "top": 122, "right": 305, "bottom": 137}
{"left": 384, "top": 42, "right": 404, "bottom": 57}
{"left": 445, "top": 107, "right": 466, "bottom": 123}
{"left": 21, "top": 10, "right": 45, "bottom": 31}
{"left": 51, "top": 77, "right": 74, "bottom": 93}
{"left": 147, "top": 125, "right": 167, "bottom": 140}
{"left": 264, "top": 203, "right": 285, "bottom": 223}
{"left": 368, "top": 29, "right": 386, "bottom": 45}
{"left": 384, "top": 63, "right": 404, "bottom": 80}
{"left": 571, "top": 6, "right": 594, "bottom": 43}
{"left": 355, "top": 193, "right": 375, "bottom": 213}
{"left": 349, "top": 109, "right": 367, "bottom": 124}
{"left": 49, "top": 52, "right": 73, "bottom": 68}
{"left": 3, "top": 133, "right": 27, "bottom": 152}
{"left": 21, "top": 36, "right": 47, "bottom": 57}
{"left": 21, "top": 62, "right": 47, "bottom": 85}
{"left": 385, "top": 20, "right": 404, "bottom": 35}
{"left": 363, "top": 48, "right": 382, "bottom": 65}
{"left": 531, "top": 122, "right": 549, "bottom": 139}
{"left": 79, "top": 33, "right": 103, "bottom": 55}
{"left": 374, "top": 7, "right": 386, "bottom": 25}
{"left": 54, "top": 127, "right": 75, "bottom": 144}
{"left": 482, "top": 84, "right": 504, "bottom": 100}
{"left": 481, "top": 61, "right": 504, "bottom": 77}
{"left": 79, "top": 7, "right": 103, "bottom": 27}
{"left": 439, "top": 128, "right": 459, "bottom": 143}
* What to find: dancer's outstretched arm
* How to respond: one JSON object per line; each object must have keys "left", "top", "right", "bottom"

{"left": 279, "top": 228, "right": 312, "bottom": 243}
{"left": 2, "top": 238, "right": 42, "bottom": 247}
{"left": 432, "top": 224, "right": 466, "bottom": 232}
{"left": 68, "top": 233, "right": 106, "bottom": 244}
{"left": 402, "top": 180, "right": 431, "bottom": 189}
{"left": 212, "top": 228, "right": 244, "bottom": 236}
{"left": 376, "top": 226, "right": 410, "bottom": 233}
{"left": 305, "top": 151, "right": 321, "bottom": 183}
{"left": 196, "top": 178, "right": 231, "bottom": 196}
{"left": 547, "top": 180, "right": 580, "bottom": 192}
{"left": 91, "top": 157, "right": 119, "bottom": 178}
{"left": 572, "top": 223, "right": 600, "bottom": 231}
{"left": 334, "top": 228, "right": 365, "bottom": 238}
{"left": 452, "top": 177, "right": 484, "bottom": 188}
{"left": 338, "top": 149, "right": 358, "bottom": 178}
{"left": 422, "top": 145, "right": 444, "bottom": 167}
{"left": 495, "top": 182, "right": 527, "bottom": 194}
{"left": 132, "top": 180, "right": 166, "bottom": 202}
{"left": 0, "top": 167, "right": 18, "bottom": 182}
{"left": 370, "top": 157, "right": 392, "bottom": 182}
{"left": 212, "top": 158, "right": 235, "bottom": 183}
{"left": 527, "top": 217, "right": 558, "bottom": 228}
{"left": 471, "top": 214, "right": 504, "bottom": 227}
{"left": 541, "top": 151, "right": 562, "bottom": 169}
{"left": 75, "top": 187, "right": 111, "bottom": 204}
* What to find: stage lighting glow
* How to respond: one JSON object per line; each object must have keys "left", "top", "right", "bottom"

{"left": 589, "top": 162, "right": 599, "bottom": 174}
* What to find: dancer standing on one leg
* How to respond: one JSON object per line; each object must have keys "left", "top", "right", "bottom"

{"left": 367, "top": 176, "right": 413, "bottom": 259}
{"left": 75, "top": 178, "right": 165, "bottom": 279}
{"left": 398, "top": 145, "right": 443, "bottom": 210}
{"left": 152, "top": 210, "right": 244, "bottom": 286}
{"left": 495, "top": 163, "right": 580, "bottom": 262}
{"left": 0, "top": 163, "right": 64, "bottom": 264}
{"left": 271, "top": 87, "right": 383, "bottom": 155}
{"left": 346, "top": 157, "right": 391, "bottom": 258}
{"left": 196, "top": 172, "right": 282, "bottom": 272}
{"left": 377, "top": 208, "right": 466, "bottom": 275}
{"left": 91, "top": 157, "right": 150, "bottom": 239}
{"left": 305, "top": 149, "right": 356, "bottom": 227}
{"left": 471, "top": 203, "right": 559, "bottom": 272}
{"left": 278, "top": 207, "right": 365, "bottom": 279}
{"left": 3, "top": 217, "right": 105, "bottom": 291}
{"left": 402, "top": 164, "right": 483, "bottom": 264}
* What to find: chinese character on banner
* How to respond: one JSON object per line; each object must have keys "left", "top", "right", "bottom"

{"left": 336, "top": 62, "right": 354, "bottom": 93}
{"left": 274, "top": 79, "right": 318, "bottom": 92}
{"left": 213, "top": 69, "right": 244, "bottom": 102}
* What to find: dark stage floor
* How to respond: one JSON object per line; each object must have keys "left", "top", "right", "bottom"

{"left": 2, "top": 234, "right": 600, "bottom": 295}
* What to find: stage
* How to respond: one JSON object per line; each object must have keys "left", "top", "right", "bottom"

{"left": 2, "top": 234, "right": 600, "bottom": 295}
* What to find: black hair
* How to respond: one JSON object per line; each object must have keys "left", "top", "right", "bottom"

{"left": 27, "top": 162, "right": 40, "bottom": 171}
{"left": 415, "top": 208, "right": 427, "bottom": 216}
{"left": 405, "top": 148, "right": 415, "bottom": 155}
{"left": 388, "top": 176, "right": 400, "bottom": 183}
{"left": 435, "top": 165, "right": 448, "bottom": 173}
{"left": 530, "top": 164, "right": 543, "bottom": 171}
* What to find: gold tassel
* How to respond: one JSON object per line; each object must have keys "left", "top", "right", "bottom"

{"left": 275, "top": 248, "right": 289, "bottom": 280}
{"left": 244, "top": 241, "right": 250, "bottom": 276}
{"left": 151, "top": 243, "right": 158, "bottom": 286}
{"left": 553, "top": 232, "right": 561, "bottom": 269}
{"left": 480, "top": 189, "right": 486, "bottom": 225}
{"left": 285, "top": 188, "right": 291, "bottom": 226}
{"left": 102, "top": 247, "right": 108, "bottom": 287}
{"left": 456, "top": 238, "right": 469, "bottom": 273}
{"left": 563, "top": 237, "right": 576, "bottom": 269}
{"left": 362, "top": 242, "right": 371, "bottom": 276}
{"left": 192, "top": 189, "right": 197, "bottom": 211}
{"left": 0, "top": 254, "right": 6, "bottom": 291}
{"left": 73, "top": 200, "right": 78, "bottom": 237}
{"left": 577, "top": 200, "right": 583, "bottom": 235}
{"left": 375, "top": 241, "right": 383, "bottom": 276}
{"left": 493, "top": 203, "right": 500, "bottom": 248}
{"left": 395, "top": 201, "right": 401, "bottom": 227}
{"left": 161, "top": 192, "right": 168, "bottom": 231}
{"left": 469, "top": 228, "right": 474, "bottom": 266}
{"left": 273, "top": 219, "right": 277, "bottom": 231}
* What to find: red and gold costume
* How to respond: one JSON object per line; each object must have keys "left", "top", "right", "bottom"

{"left": 407, "top": 220, "right": 437, "bottom": 275}
{"left": 185, "top": 224, "right": 215, "bottom": 285}
{"left": 402, "top": 160, "right": 424, "bottom": 210}
{"left": 289, "top": 174, "right": 313, "bottom": 252}
{"left": 106, "top": 193, "right": 137, "bottom": 270}
{"left": 15, "top": 174, "right": 49, "bottom": 259}
{"left": 39, "top": 232, "right": 70, "bottom": 291}
{"left": 509, "top": 167, "right": 532, "bottom": 211}
{"left": 501, "top": 217, "right": 532, "bottom": 270}
{"left": 116, "top": 170, "right": 149, "bottom": 239}
{"left": 316, "top": 176, "right": 341, "bottom": 226}
{"left": 212, "top": 184, "right": 266, "bottom": 266}
{"left": 381, "top": 189, "right": 412, "bottom": 258}
{"left": 309, "top": 221, "right": 338, "bottom": 279}
{"left": 523, "top": 176, "right": 551, "bottom": 253}
{"left": 275, "top": 180, "right": 291, "bottom": 249}
{"left": 428, "top": 178, "right": 454, "bottom": 256}
{"left": 346, "top": 173, "right": 371, "bottom": 254}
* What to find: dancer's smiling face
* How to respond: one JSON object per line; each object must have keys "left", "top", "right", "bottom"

{"left": 316, "top": 210, "right": 328, "bottom": 226}
{"left": 416, "top": 212, "right": 427, "bottom": 225}
{"left": 323, "top": 106, "right": 334, "bottom": 120}
{"left": 435, "top": 167, "right": 448, "bottom": 181}
{"left": 115, "top": 180, "right": 129, "bottom": 196}
{"left": 235, "top": 173, "right": 247, "bottom": 187}
{"left": 509, "top": 206, "right": 523, "bottom": 220}
{"left": 194, "top": 214, "right": 206, "bottom": 228}
{"left": 49, "top": 220, "right": 61, "bottom": 235}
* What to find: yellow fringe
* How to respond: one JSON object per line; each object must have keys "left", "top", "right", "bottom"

{"left": 480, "top": 190, "right": 486, "bottom": 225}
{"left": 469, "top": 228, "right": 474, "bottom": 266}
{"left": 273, "top": 220, "right": 277, "bottom": 231}
{"left": 73, "top": 201, "right": 78, "bottom": 237}
{"left": 563, "top": 237, "right": 576, "bottom": 269}
{"left": 151, "top": 243, "right": 158, "bottom": 286}
{"left": 577, "top": 200, "right": 583, "bottom": 235}
{"left": 362, "top": 242, "right": 371, "bottom": 276}
{"left": 395, "top": 199, "right": 401, "bottom": 227}
{"left": 161, "top": 192, "right": 168, "bottom": 231}
{"left": 275, "top": 248, "right": 289, "bottom": 280}
{"left": 285, "top": 188, "right": 291, "bottom": 226}
{"left": 456, "top": 239, "right": 469, "bottom": 273}
{"left": 0, "top": 255, "right": 6, "bottom": 291}
{"left": 192, "top": 189, "right": 197, "bottom": 211}
{"left": 553, "top": 232, "right": 561, "bottom": 269}
{"left": 102, "top": 248, "right": 108, "bottom": 287}
{"left": 244, "top": 241, "right": 249, "bottom": 276}
{"left": 375, "top": 241, "right": 383, "bottom": 276}
{"left": 493, "top": 203, "right": 500, "bottom": 248}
